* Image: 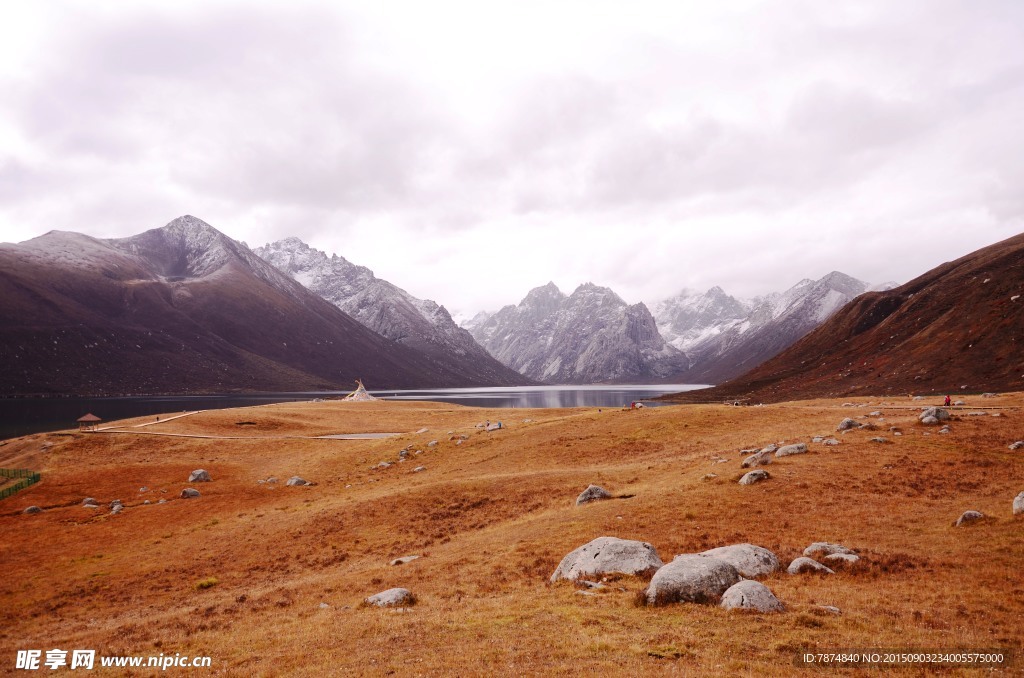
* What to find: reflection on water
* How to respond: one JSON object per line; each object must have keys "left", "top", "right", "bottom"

{"left": 0, "top": 384, "right": 709, "bottom": 441}
{"left": 372, "top": 384, "right": 709, "bottom": 409}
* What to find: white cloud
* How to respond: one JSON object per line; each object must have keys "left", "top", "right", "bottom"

{"left": 0, "top": 0, "right": 1021, "bottom": 314}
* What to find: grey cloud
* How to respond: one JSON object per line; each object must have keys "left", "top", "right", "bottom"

{"left": 1, "top": 1, "right": 1022, "bottom": 311}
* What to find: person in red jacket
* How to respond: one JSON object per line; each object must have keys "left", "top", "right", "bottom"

{"left": 944, "top": 395, "right": 952, "bottom": 407}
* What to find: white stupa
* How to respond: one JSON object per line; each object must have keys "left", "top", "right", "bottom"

{"left": 343, "top": 379, "right": 377, "bottom": 401}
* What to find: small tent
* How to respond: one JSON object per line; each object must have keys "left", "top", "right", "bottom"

{"left": 343, "top": 380, "right": 377, "bottom": 402}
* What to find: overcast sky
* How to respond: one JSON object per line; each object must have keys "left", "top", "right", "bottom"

{"left": 1, "top": 1, "right": 1022, "bottom": 315}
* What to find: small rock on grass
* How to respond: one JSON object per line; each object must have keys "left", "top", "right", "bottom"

{"left": 720, "top": 580, "right": 784, "bottom": 612}
{"left": 1009, "top": 441, "right": 1024, "bottom": 450}
{"left": 954, "top": 510, "right": 985, "bottom": 527}
{"left": 837, "top": 418, "right": 859, "bottom": 431}
{"left": 803, "top": 542, "right": 854, "bottom": 558}
{"left": 576, "top": 484, "right": 613, "bottom": 506}
{"left": 775, "top": 443, "right": 807, "bottom": 457}
{"left": 814, "top": 605, "right": 842, "bottom": 615}
{"left": 188, "top": 469, "right": 211, "bottom": 482}
{"left": 741, "top": 450, "right": 773, "bottom": 468}
{"left": 22, "top": 506, "right": 42, "bottom": 514}
{"left": 365, "top": 588, "right": 415, "bottom": 607}
{"left": 1014, "top": 492, "right": 1024, "bottom": 516}
{"left": 919, "top": 407, "right": 950, "bottom": 423}
{"left": 739, "top": 470, "right": 770, "bottom": 485}
{"left": 824, "top": 553, "right": 860, "bottom": 565}
{"left": 180, "top": 488, "right": 200, "bottom": 498}
{"left": 787, "top": 557, "right": 834, "bottom": 575}
{"left": 390, "top": 555, "right": 420, "bottom": 566}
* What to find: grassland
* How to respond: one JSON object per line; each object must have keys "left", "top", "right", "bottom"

{"left": 1, "top": 395, "right": 1022, "bottom": 676}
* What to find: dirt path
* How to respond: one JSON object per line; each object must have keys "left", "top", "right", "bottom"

{"left": 87, "top": 430, "right": 403, "bottom": 441}
{"left": 93, "top": 411, "right": 201, "bottom": 431}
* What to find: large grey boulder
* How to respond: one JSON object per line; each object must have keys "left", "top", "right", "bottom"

{"left": 286, "top": 476, "right": 313, "bottom": 486}
{"left": 955, "top": 510, "right": 985, "bottom": 527}
{"left": 824, "top": 553, "right": 860, "bottom": 565}
{"left": 803, "top": 542, "right": 854, "bottom": 558}
{"left": 576, "top": 485, "right": 613, "bottom": 506}
{"left": 919, "top": 407, "right": 950, "bottom": 423}
{"left": 720, "top": 580, "right": 784, "bottom": 612}
{"left": 644, "top": 554, "right": 742, "bottom": 605}
{"left": 699, "top": 544, "right": 780, "bottom": 578}
{"left": 1014, "top": 492, "right": 1024, "bottom": 516}
{"left": 741, "top": 450, "right": 773, "bottom": 468}
{"left": 787, "top": 557, "right": 834, "bottom": 575}
{"left": 739, "top": 470, "right": 770, "bottom": 485}
{"left": 188, "top": 469, "right": 211, "bottom": 482}
{"left": 180, "top": 488, "right": 200, "bottom": 498}
{"left": 365, "top": 588, "right": 415, "bottom": 607}
{"left": 775, "top": 443, "right": 808, "bottom": 458}
{"left": 550, "top": 537, "right": 663, "bottom": 582}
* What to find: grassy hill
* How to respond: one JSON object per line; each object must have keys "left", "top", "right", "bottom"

{"left": 2, "top": 397, "right": 1022, "bottom": 674}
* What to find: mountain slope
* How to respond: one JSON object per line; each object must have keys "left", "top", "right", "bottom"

{"left": 0, "top": 216, "right": 479, "bottom": 395}
{"left": 469, "top": 282, "right": 688, "bottom": 384}
{"left": 654, "top": 272, "right": 870, "bottom": 384}
{"left": 254, "top": 238, "right": 529, "bottom": 386}
{"left": 664, "top": 233, "right": 1024, "bottom": 402}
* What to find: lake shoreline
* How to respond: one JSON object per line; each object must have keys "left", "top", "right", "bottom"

{"left": 0, "top": 384, "right": 711, "bottom": 441}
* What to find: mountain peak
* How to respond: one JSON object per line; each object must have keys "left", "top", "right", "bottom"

{"left": 162, "top": 215, "right": 219, "bottom": 236}
{"left": 524, "top": 282, "right": 566, "bottom": 303}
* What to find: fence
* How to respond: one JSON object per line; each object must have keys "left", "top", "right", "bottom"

{"left": 0, "top": 469, "right": 41, "bottom": 501}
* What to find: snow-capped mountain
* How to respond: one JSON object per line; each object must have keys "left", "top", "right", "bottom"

{"left": 467, "top": 282, "right": 688, "bottom": 384}
{"left": 653, "top": 286, "right": 754, "bottom": 353}
{"left": 254, "top": 237, "right": 528, "bottom": 386}
{"left": 654, "top": 271, "right": 871, "bottom": 384}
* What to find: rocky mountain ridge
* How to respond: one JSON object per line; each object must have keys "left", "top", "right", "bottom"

{"left": 253, "top": 237, "right": 529, "bottom": 386}
{"left": 466, "top": 282, "right": 688, "bottom": 384}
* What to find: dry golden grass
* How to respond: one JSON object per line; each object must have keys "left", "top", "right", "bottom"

{"left": 2, "top": 396, "right": 1023, "bottom": 676}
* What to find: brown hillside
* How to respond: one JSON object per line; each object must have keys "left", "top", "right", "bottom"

{"left": 0, "top": 216, "right": 527, "bottom": 396}
{"left": 2, "top": 397, "right": 1022, "bottom": 674}
{"left": 668, "top": 232, "right": 1024, "bottom": 403}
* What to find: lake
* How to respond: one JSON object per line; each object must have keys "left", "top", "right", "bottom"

{"left": 0, "top": 384, "right": 709, "bottom": 441}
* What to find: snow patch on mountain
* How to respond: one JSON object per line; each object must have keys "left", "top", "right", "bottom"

{"left": 468, "top": 282, "right": 688, "bottom": 384}
{"left": 654, "top": 271, "right": 875, "bottom": 384}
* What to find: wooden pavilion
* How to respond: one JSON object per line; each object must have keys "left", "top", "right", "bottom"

{"left": 77, "top": 413, "right": 102, "bottom": 431}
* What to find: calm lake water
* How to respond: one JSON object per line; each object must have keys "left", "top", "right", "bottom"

{"left": 0, "top": 384, "right": 709, "bottom": 441}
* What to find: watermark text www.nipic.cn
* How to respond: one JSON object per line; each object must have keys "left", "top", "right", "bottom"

{"left": 15, "top": 650, "right": 213, "bottom": 670}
